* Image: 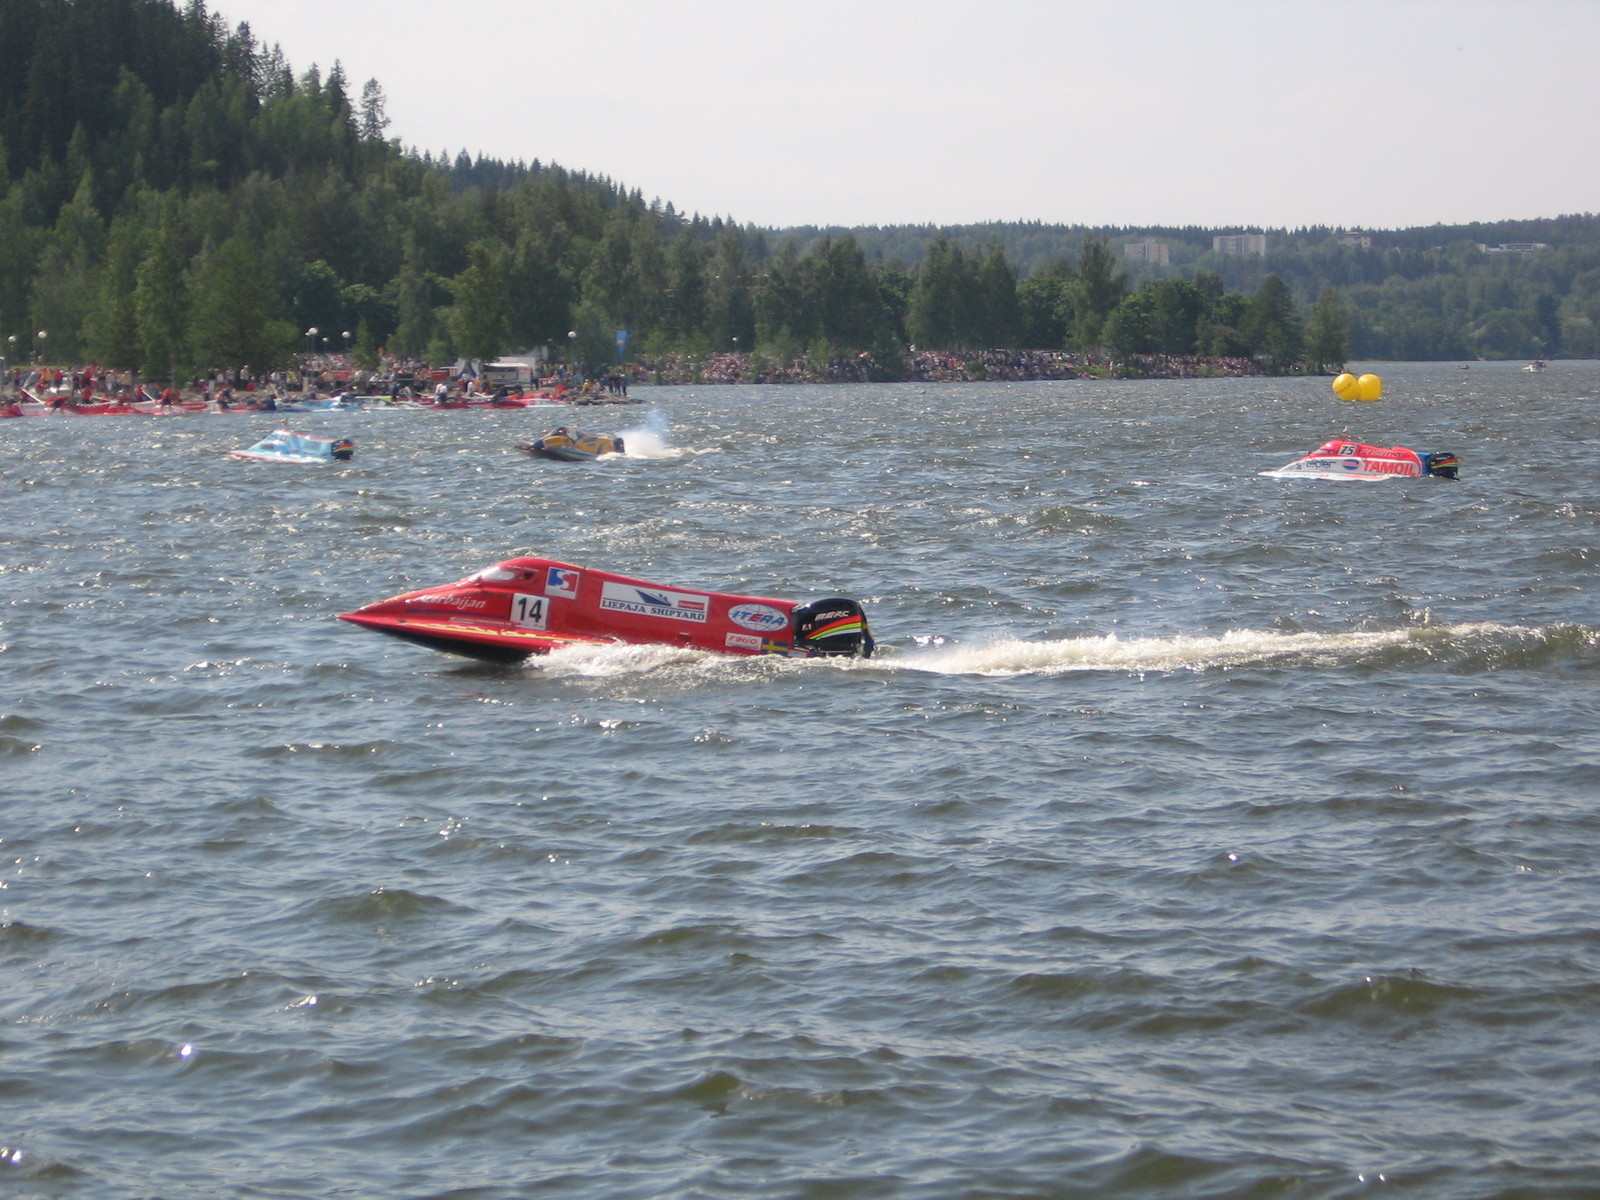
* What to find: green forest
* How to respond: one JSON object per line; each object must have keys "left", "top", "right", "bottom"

{"left": 3, "top": 0, "right": 1597, "bottom": 381}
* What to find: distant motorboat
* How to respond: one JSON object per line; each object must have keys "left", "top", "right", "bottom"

{"left": 508, "top": 392, "right": 572, "bottom": 408}
{"left": 228, "top": 428, "right": 354, "bottom": 463}
{"left": 296, "top": 392, "right": 366, "bottom": 411}
{"left": 517, "top": 427, "right": 624, "bottom": 462}
{"left": 14, "top": 399, "right": 137, "bottom": 416}
{"left": 129, "top": 397, "right": 209, "bottom": 414}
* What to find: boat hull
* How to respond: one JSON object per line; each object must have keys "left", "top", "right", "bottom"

{"left": 522, "top": 444, "right": 599, "bottom": 462}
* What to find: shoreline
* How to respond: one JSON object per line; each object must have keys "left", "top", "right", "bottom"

{"left": 4, "top": 350, "right": 1289, "bottom": 407}
{"left": 633, "top": 349, "right": 1277, "bottom": 385}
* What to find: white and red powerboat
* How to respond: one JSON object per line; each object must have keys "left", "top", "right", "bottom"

{"left": 1262, "top": 439, "right": 1459, "bottom": 481}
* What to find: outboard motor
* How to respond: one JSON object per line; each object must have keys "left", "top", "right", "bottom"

{"left": 792, "top": 597, "right": 875, "bottom": 658}
{"left": 1423, "top": 451, "right": 1459, "bottom": 480}
{"left": 330, "top": 438, "right": 355, "bottom": 461}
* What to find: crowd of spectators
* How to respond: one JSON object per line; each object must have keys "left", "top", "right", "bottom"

{"left": 3, "top": 355, "right": 598, "bottom": 404}
{"left": 1116, "top": 354, "right": 1267, "bottom": 379}
{"left": 903, "top": 349, "right": 1091, "bottom": 381}
{"left": 634, "top": 348, "right": 1269, "bottom": 385}
{"left": 6, "top": 348, "right": 1270, "bottom": 404}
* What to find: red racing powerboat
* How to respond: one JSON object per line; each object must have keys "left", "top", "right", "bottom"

{"left": 1261, "top": 439, "right": 1459, "bottom": 481}
{"left": 339, "top": 556, "right": 874, "bottom": 664}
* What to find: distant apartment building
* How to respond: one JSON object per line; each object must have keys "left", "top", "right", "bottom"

{"left": 1213, "top": 233, "right": 1268, "bottom": 256}
{"left": 1478, "top": 242, "right": 1550, "bottom": 254}
{"left": 1336, "top": 230, "right": 1372, "bottom": 249}
{"left": 1123, "top": 240, "right": 1170, "bottom": 266}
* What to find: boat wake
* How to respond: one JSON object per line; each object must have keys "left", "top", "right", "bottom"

{"left": 894, "top": 622, "right": 1598, "bottom": 676}
{"left": 533, "top": 640, "right": 724, "bottom": 678}
{"left": 522, "top": 622, "right": 1597, "bottom": 679}
{"left": 615, "top": 411, "right": 707, "bottom": 459}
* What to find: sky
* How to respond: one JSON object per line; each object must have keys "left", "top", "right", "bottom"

{"left": 220, "top": 0, "right": 1599, "bottom": 232}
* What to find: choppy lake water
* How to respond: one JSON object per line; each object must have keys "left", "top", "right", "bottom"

{"left": 3, "top": 361, "right": 1598, "bottom": 1199}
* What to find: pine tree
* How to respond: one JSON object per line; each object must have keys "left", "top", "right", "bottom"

{"left": 84, "top": 211, "right": 147, "bottom": 366}
{"left": 134, "top": 219, "right": 190, "bottom": 379}
{"left": 358, "top": 79, "right": 389, "bottom": 142}
{"left": 906, "top": 237, "right": 969, "bottom": 349}
{"left": 390, "top": 238, "right": 436, "bottom": 358}
{"left": 1249, "top": 274, "right": 1304, "bottom": 373}
{"left": 448, "top": 240, "right": 508, "bottom": 364}
{"left": 1071, "top": 237, "right": 1127, "bottom": 349}
{"left": 189, "top": 235, "right": 296, "bottom": 371}
{"left": 1303, "top": 287, "right": 1350, "bottom": 373}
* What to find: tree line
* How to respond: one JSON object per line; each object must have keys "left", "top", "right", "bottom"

{"left": 792, "top": 218, "right": 1600, "bottom": 362}
{"left": 4, "top": 0, "right": 1584, "bottom": 383}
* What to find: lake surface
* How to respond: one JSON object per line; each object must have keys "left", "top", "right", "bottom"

{"left": 3, "top": 361, "right": 1598, "bottom": 1199}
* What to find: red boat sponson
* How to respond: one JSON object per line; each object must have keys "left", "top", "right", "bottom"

{"left": 1306, "top": 439, "right": 1424, "bottom": 474}
{"left": 340, "top": 556, "right": 805, "bottom": 664}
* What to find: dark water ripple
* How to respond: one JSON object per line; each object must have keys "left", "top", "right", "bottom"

{"left": 3, "top": 362, "right": 1600, "bottom": 1197}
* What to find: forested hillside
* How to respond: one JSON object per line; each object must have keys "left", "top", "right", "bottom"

{"left": 787, "top": 216, "right": 1600, "bottom": 361}
{"left": 2, "top": 0, "right": 1594, "bottom": 380}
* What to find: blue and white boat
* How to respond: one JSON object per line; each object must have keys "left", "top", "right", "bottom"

{"left": 229, "top": 428, "right": 355, "bottom": 464}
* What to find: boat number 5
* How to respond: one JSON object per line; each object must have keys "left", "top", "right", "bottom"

{"left": 510, "top": 593, "right": 549, "bottom": 630}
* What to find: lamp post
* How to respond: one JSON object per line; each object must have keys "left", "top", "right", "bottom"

{"left": 341, "top": 330, "right": 351, "bottom": 352}
{"left": 305, "top": 326, "right": 318, "bottom": 356}
{"left": 36, "top": 330, "right": 47, "bottom": 364}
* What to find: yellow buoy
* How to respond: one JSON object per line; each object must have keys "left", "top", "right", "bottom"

{"left": 1332, "top": 372, "right": 1360, "bottom": 400}
{"left": 1356, "top": 373, "right": 1383, "bottom": 401}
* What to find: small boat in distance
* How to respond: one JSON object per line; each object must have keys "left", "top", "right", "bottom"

{"left": 1262, "top": 439, "right": 1458, "bottom": 481}
{"left": 11, "top": 389, "right": 141, "bottom": 416}
{"left": 1525, "top": 360, "right": 1547, "bottom": 372}
{"left": 517, "top": 427, "right": 624, "bottom": 461}
{"left": 340, "top": 555, "right": 875, "bottom": 664}
{"left": 228, "top": 428, "right": 354, "bottom": 463}
{"left": 291, "top": 392, "right": 366, "bottom": 411}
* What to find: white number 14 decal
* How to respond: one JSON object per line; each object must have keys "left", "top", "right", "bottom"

{"left": 510, "top": 593, "right": 548, "bottom": 629}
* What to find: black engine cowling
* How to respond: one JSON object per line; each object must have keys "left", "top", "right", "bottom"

{"left": 1424, "top": 451, "right": 1459, "bottom": 480}
{"left": 792, "top": 597, "right": 874, "bottom": 658}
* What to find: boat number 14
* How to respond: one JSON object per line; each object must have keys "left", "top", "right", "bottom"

{"left": 510, "top": 593, "right": 549, "bottom": 630}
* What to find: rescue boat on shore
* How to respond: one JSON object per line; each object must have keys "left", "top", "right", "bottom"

{"left": 12, "top": 394, "right": 141, "bottom": 416}
{"left": 339, "top": 555, "right": 874, "bottom": 664}
{"left": 1262, "top": 439, "right": 1459, "bottom": 481}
